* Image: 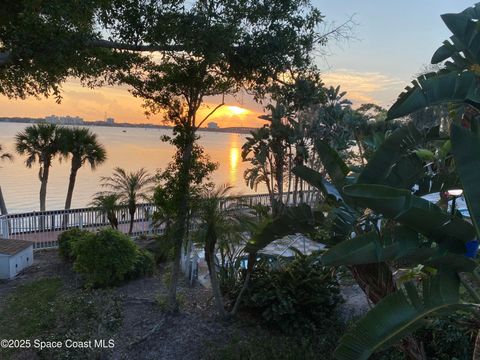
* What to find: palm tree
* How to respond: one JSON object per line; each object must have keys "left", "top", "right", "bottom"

{"left": 194, "top": 185, "right": 247, "bottom": 317}
{"left": 60, "top": 127, "right": 107, "bottom": 210}
{"left": 90, "top": 193, "right": 119, "bottom": 229}
{"left": 15, "top": 123, "right": 62, "bottom": 211}
{"left": 100, "top": 167, "right": 154, "bottom": 235}
{"left": 0, "top": 144, "right": 13, "bottom": 215}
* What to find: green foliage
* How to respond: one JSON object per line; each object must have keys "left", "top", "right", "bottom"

{"left": 204, "top": 327, "right": 346, "bottom": 360}
{"left": 387, "top": 4, "right": 480, "bottom": 119}
{"left": 127, "top": 248, "right": 155, "bottom": 279}
{"left": 73, "top": 228, "right": 137, "bottom": 287}
{"left": 416, "top": 313, "right": 476, "bottom": 360}
{"left": 232, "top": 255, "right": 342, "bottom": 334}
{"left": 334, "top": 272, "right": 479, "bottom": 360}
{"left": 57, "top": 227, "right": 90, "bottom": 261}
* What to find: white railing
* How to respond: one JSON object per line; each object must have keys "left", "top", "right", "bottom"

{"left": 0, "top": 190, "right": 317, "bottom": 250}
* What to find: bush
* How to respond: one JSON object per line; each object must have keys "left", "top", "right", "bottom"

{"left": 58, "top": 227, "right": 90, "bottom": 261}
{"left": 232, "top": 254, "right": 342, "bottom": 334}
{"left": 73, "top": 228, "right": 137, "bottom": 287}
{"left": 127, "top": 248, "right": 155, "bottom": 279}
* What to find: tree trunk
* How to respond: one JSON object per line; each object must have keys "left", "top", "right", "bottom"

{"left": 64, "top": 162, "right": 80, "bottom": 210}
{"left": 205, "top": 238, "right": 227, "bottom": 317}
{"left": 168, "top": 140, "right": 194, "bottom": 312}
{"left": 128, "top": 206, "right": 136, "bottom": 235}
{"left": 39, "top": 165, "right": 50, "bottom": 212}
{"left": 0, "top": 186, "right": 8, "bottom": 215}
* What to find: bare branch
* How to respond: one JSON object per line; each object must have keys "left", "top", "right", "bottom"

{"left": 195, "top": 94, "right": 225, "bottom": 130}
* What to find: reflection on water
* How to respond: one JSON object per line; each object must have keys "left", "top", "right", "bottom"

{"left": 229, "top": 134, "right": 240, "bottom": 185}
{"left": 0, "top": 123, "right": 264, "bottom": 213}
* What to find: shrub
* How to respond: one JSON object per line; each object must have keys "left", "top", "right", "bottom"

{"left": 127, "top": 248, "right": 155, "bottom": 279}
{"left": 232, "top": 254, "right": 342, "bottom": 334}
{"left": 57, "top": 227, "right": 90, "bottom": 261}
{"left": 73, "top": 228, "right": 137, "bottom": 287}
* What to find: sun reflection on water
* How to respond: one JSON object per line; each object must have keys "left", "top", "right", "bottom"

{"left": 229, "top": 134, "right": 240, "bottom": 185}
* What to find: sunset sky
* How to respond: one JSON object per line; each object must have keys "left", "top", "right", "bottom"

{"left": 0, "top": 1, "right": 474, "bottom": 127}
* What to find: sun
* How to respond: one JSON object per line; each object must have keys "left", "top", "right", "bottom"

{"left": 226, "top": 105, "right": 248, "bottom": 115}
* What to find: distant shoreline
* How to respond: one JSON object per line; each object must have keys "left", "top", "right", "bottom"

{"left": 0, "top": 117, "right": 256, "bottom": 135}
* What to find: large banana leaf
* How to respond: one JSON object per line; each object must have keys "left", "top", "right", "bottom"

{"left": 321, "top": 228, "right": 477, "bottom": 271}
{"left": 244, "top": 204, "right": 320, "bottom": 254}
{"left": 335, "top": 271, "right": 480, "bottom": 360}
{"left": 343, "top": 184, "right": 475, "bottom": 252}
{"left": 314, "top": 139, "right": 349, "bottom": 188}
{"left": 451, "top": 124, "right": 480, "bottom": 238}
{"left": 291, "top": 165, "right": 343, "bottom": 201}
{"left": 356, "top": 124, "right": 424, "bottom": 188}
{"left": 387, "top": 71, "right": 480, "bottom": 120}
{"left": 434, "top": 4, "right": 480, "bottom": 65}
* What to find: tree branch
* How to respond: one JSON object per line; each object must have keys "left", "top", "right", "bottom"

{"left": 88, "top": 39, "right": 184, "bottom": 52}
{"left": 195, "top": 94, "right": 225, "bottom": 130}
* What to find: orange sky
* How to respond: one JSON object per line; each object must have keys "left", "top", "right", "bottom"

{"left": 0, "top": 67, "right": 403, "bottom": 127}
{"left": 0, "top": 81, "right": 267, "bottom": 128}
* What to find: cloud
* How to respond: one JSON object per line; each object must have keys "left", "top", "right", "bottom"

{"left": 321, "top": 69, "right": 405, "bottom": 107}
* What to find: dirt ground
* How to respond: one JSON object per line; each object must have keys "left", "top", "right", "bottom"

{"left": 0, "top": 250, "right": 368, "bottom": 360}
{"left": 0, "top": 250, "right": 252, "bottom": 360}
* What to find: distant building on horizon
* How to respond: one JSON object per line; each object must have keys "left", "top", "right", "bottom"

{"left": 207, "top": 122, "right": 219, "bottom": 129}
{"left": 105, "top": 117, "right": 115, "bottom": 125}
{"left": 44, "top": 115, "right": 84, "bottom": 126}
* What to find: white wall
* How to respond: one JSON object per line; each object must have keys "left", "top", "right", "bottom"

{"left": 0, "top": 254, "right": 9, "bottom": 279}
{"left": 6, "top": 246, "right": 33, "bottom": 279}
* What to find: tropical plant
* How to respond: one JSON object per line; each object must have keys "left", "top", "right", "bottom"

{"left": 100, "top": 167, "right": 154, "bottom": 235}
{"left": 60, "top": 127, "right": 106, "bottom": 210}
{"left": 233, "top": 253, "right": 342, "bottom": 334}
{"left": 288, "top": 120, "right": 480, "bottom": 359}
{"left": 194, "top": 184, "right": 248, "bottom": 317}
{"left": 89, "top": 193, "right": 120, "bottom": 229}
{"left": 386, "top": 3, "right": 480, "bottom": 119}
{"left": 15, "top": 123, "right": 62, "bottom": 211}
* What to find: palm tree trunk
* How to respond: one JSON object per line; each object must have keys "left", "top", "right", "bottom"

{"left": 205, "top": 238, "right": 227, "bottom": 317}
{"left": 64, "top": 163, "right": 80, "bottom": 210}
{"left": 128, "top": 206, "right": 135, "bottom": 235}
{"left": 39, "top": 166, "right": 49, "bottom": 212}
{"left": 0, "top": 186, "right": 8, "bottom": 215}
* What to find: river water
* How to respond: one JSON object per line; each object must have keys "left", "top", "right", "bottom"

{"left": 0, "top": 123, "right": 258, "bottom": 213}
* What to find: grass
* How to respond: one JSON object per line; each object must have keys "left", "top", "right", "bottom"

{"left": 0, "top": 278, "right": 63, "bottom": 339}
{"left": 0, "top": 278, "right": 123, "bottom": 360}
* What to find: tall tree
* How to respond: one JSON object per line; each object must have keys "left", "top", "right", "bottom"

{"left": 100, "top": 167, "right": 154, "bottom": 235}
{"left": 60, "top": 127, "right": 107, "bottom": 210}
{"left": 15, "top": 123, "right": 62, "bottom": 211}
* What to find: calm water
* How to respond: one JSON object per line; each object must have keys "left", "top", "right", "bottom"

{"left": 0, "top": 123, "right": 259, "bottom": 213}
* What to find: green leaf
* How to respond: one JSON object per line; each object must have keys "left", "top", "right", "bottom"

{"left": 334, "top": 271, "right": 479, "bottom": 360}
{"left": 387, "top": 71, "right": 480, "bottom": 120}
{"left": 292, "top": 165, "right": 342, "bottom": 201}
{"left": 321, "top": 227, "right": 421, "bottom": 266}
{"left": 357, "top": 124, "right": 424, "bottom": 188}
{"left": 451, "top": 124, "right": 480, "bottom": 238}
{"left": 244, "top": 204, "right": 320, "bottom": 254}
{"left": 314, "top": 140, "right": 350, "bottom": 187}
{"left": 343, "top": 184, "right": 475, "bottom": 251}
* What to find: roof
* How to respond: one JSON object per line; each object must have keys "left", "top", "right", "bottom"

{"left": 0, "top": 239, "right": 33, "bottom": 256}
